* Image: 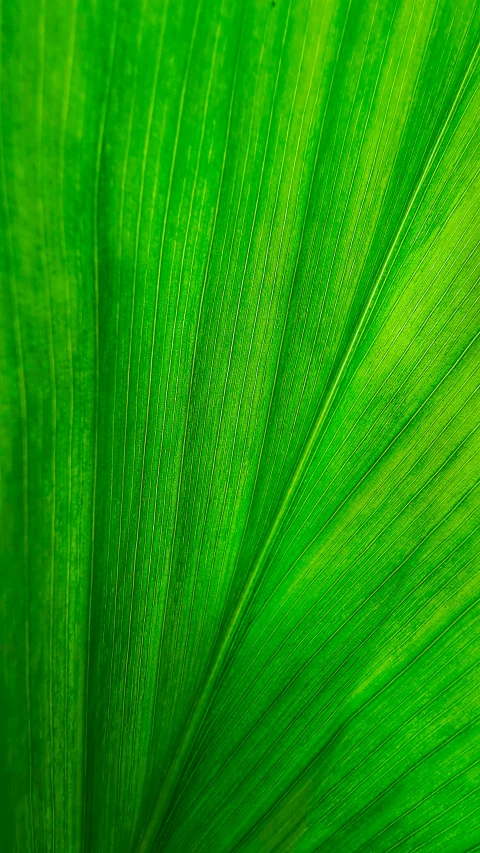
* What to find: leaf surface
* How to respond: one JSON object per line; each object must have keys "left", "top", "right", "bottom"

{"left": 1, "top": 0, "right": 479, "bottom": 850}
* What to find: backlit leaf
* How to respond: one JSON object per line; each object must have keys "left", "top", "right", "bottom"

{"left": 1, "top": 0, "right": 479, "bottom": 850}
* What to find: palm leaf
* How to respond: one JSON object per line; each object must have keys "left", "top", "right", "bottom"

{"left": 1, "top": 0, "right": 479, "bottom": 850}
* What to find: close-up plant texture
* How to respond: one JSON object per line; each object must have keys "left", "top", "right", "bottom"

{"left": 1, "top": 0, "right": 480, "bottom": 850}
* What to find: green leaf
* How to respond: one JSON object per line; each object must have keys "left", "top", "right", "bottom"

{"left": 1, "top": 0, "right": 479, "bottom": 850}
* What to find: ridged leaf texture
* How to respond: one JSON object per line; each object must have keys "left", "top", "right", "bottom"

{"left": 1, "top": 0, "right": 480, "bottom": 850}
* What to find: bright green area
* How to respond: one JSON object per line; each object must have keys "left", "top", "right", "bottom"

{"left": 1, "top": 0, "right": 479, "bottom": 850}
